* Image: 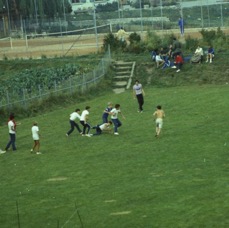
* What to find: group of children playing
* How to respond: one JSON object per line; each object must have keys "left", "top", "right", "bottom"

{"left": 0, "top": 97, "right": 166, "bottom": 155}
{"left": 66, "top": 103, "right": 126, "bottom": 138}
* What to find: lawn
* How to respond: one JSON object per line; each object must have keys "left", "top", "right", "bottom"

{"left": 0, "top": 84, "right": 228, "bottom": 227}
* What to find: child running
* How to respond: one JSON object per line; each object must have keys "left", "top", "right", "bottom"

{"left": 153, "top": 105, "right": 165, "bottom": 137}
{"left": 102, "top": 102, "right": 113, "bottom": 123}
{"left": 110, "top": 104, "right": 125, "bottom": 135}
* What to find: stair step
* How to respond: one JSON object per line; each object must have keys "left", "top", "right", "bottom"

{"left": 114, "top": 76, "right": 130, "bottom": 80}
{"left": 113, "top": 81, "right": 128, "bottom": 87}
{"left": 113, "top": 88, "right": 126, "bottom": 94}
{"left": 115, "top": 72, "right": 130, "bottom": 77}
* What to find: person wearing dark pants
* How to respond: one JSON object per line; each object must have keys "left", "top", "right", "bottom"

{"left": 92, "top": 121, "right": 112, "bottom": 136}
{"left": 80, "top": 106, "right": 92, "bottom": 137}
{"left": 66, "top": 109, "right": 82, "bottom": 136}
{"left": 5, "top": 115, "right": 17, "bottom": 151}
{"left": 133, "top": 80, "right": 145, "bottom": 113}
{"left": 110, "top": 104, "right": 125, "bottom": 135}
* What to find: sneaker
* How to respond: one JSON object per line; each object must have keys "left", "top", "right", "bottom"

{"left": 210, "top": 59, "right": 212, "bottom": 63}
{"left": 80, "top": 132, "right": 83, "bottom": 134}
{"left": 0, "top": 150, "right": 6, "bottom": 154}
{"left": 176, "top": 69, "right": 180, "bottom": 72}
{"left": 114, "top": 132, "right": 119, "bottom": 135}
{"left": 171, "top": 66, "right": 177, "bottom": 69}
{"left": 86, "top": 134, "right": 91, "bottom": 137}
{"left": 66, "top": 133, "right": 68, "bottom": 137}
{"left": 30, "top": 149, "right": 33, "bottom": 153}
{"left": 36, "top": 152, "right": 42, "bottom": 155}
{"left": 81, "top": 134, "right": 85, "bottom": 136}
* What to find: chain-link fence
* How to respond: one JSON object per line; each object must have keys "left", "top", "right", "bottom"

{"left": 0, "top": 47, "right": 111, "bottom": 109}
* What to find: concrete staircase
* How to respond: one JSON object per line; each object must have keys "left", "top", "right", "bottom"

{"left": 112, "top": 61, "right": 136, "bottom": 94}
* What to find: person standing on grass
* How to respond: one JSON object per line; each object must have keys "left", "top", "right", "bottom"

{"left": 66, "top": 108, "right": 82, "bottom": 136}
{"left": 153, "top": 105, "right": 165, "bottom": 138}
{"left": 178, "top": 17, "right": 184, "bottom": 36}
{"left": 102, "top": 102, "right": 113, "bottom": 123}
{"left": 5, "top": 114, "right": 17, "bottom": 151}
{"left": 110, "top": 104, "right": 125, "bottom": 135}
{"left": 133, "top": 80, "right": 145, "bottom": 113}
{"left": 92, "top": 121, "right": 113, "bottom": 136}
{"left": 31, "top": 122, "right": 41, "bottom": 154}
{"left": 80, "top": 106, "right": 91, "bottom": 137}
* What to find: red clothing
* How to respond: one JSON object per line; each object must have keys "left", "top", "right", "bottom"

{"left": 175, "top": 55, "right": 184, "bottom": 64}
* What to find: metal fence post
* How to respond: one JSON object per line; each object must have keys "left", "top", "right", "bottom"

{"left": 69, "top": 77, "right": 72, "bottom": 93}
{"left": 93, "top": 70, "right": 96, "bottom": 85}
{"left": 6, "top": 90, "right": 10, "bottom": 108}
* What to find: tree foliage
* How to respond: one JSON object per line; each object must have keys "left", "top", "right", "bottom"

{"left": 0, "top": 0, "right": 72, "bottom": 20}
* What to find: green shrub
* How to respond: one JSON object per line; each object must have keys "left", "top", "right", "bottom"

{"left": 185, "top": 35, "right": 199, "bottom": 52}
{"left": 103, "top": 32, "right": 120, "bottom": 51}
{"left": 145, "top": 31, "right": 162, "bottom": 51}
{"left": 200, "top": 29, "right": 216, "bottom": 45}
{"left": 129, "top": 32, "right": 141, "bottom": 44}
{"left": 160, "top": 33, "right": 176, "bottom": 48}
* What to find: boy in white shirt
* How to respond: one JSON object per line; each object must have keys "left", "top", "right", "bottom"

{"left": 80, "top": 106, "right": 91, "bottom": 137}
{"left": 66, "top": 108, "right": 82, "bottom": 136}
{"left": 5, "top": 115, "right": 17, "bottom": 151}
{"left": 92, "top": 121, "right": 113, "bottom": 135}
{"left": 31, "top": 122, "right": 41, "bottom": 154}
{"left": 110, "top": 104, "right": 125, "bottom": 135}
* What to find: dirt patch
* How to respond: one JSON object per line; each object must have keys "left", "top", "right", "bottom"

{"left": 47, "top": 177, "right": 68, "bottom": 181}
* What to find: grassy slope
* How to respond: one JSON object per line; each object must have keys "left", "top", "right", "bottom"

{"left": 0, "top": 85, "right": 228, "bottom": 227}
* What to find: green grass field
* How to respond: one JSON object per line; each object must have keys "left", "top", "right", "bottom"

{"left": 0, "top": 84, "right": 228, "bottom": 227}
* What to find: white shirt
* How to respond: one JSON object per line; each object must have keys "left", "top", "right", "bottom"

{"left": 99, "top": 123, "right": 110, "bottom": 130}
{"left": 8, "top": 120, "right": 15, "bottom": 134}
{"left": 32, "top": 126, "right": 39, "bottom": 140}
{"left": 156, "top": 55, "right": 163, "bottom": 62}
{"left": 133, "top": 83, "right": 143, "bottom": 95}
{"left": 195, "top": 47, "right": 203, "bottom": 56}
{"left": 70, "top": 112, "right": 81, "bottom": 121}
{"left": 111, "top": 108, "right": 120, "bottom": 119}
{"left": 80, "top": 110, "right": 89, "bottom": 121}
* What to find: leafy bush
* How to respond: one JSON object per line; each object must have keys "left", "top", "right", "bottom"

{"left": 103, "top": 32, "right": 120, "bottom": 51}
{"left": 129, "top": 32, "right": 141, "bottom": 44}
{"left": 200, "top": 29, "right": 216, "bottom": 45}
{"left": 185, "top": 35, "right": 199, "bottom": 52}
{"left": 145, "top": 31, "right": 162, "bottom": 51}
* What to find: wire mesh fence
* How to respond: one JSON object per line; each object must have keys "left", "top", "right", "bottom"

{"left": 0, "top": 47, "right": 111, "bottom": 109}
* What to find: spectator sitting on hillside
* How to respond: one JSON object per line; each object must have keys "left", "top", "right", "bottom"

{"left": 206, "top": 46, "right": 215, "bottom": 63}
{"left": 191, "top": 45, "right": 204, "bottom": 63}
{"left": 151, "top": 49, "right": 157, "bottom": 62}
{"left": 172, "top": 38, "right": 182, "bottom": 59}
{"left": 167, "top": 44, "right": 173, "bottom": 59}
{"left": 155, "top": 52, "right": 165, "bottom": 68}
{"left": 159, "top": 47, "right": 168, "bottom": 60}
{"left": 171, "top": 53, "right": 184, "bottom": 72}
